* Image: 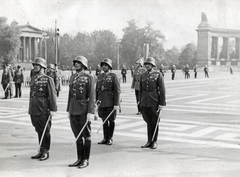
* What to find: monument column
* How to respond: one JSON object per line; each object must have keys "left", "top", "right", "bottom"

{"left": 35, "top": 38, "right": 38, "bottom": 57}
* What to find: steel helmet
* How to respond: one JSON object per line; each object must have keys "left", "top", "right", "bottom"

{"left": 73, "top": 55, "right": 88, "bottom": 69}
{"left": 32, "top": 57, "right": 47, "bottom": 69}
{"left": 47, "top": 63, "right": 55, "bottom": 69}
{"left": 136, "top": 57, "right": 144, "bottom": 66}
{"left": 101, "top": 58, "right": 112, "bottom": 69}
{"left": 144, "top": 57, "right": 156, "bottom": 67}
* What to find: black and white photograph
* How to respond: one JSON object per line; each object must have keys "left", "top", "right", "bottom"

{"left": 0, "top": 0, "right": 240, "bottom": 176}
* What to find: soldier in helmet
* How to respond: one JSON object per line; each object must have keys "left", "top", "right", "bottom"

{"left": 131, "top": 58, "right": 146, "bottom": 115}
{"left": 96, "top": 58, "right": 121, "bottom": 145}
{"left": 140, "top": 57, "right": 166, "bottom": 149}
{"left": 171, "top": 65, "right": 176, "bottom": 80}
{"left": 1, "top": 64, "right": 13, "bottom": 99}
{"left": 13, "top": 65, "right": 24, "bottom": 98}
{"left": 46, "top": 64, "right": 60, "bottom": 96}
{"left": 29, "top": 57, "right": 57, "bottom": 161}
{"left": 67, "top": 56, "right": 95, "bottom": 169}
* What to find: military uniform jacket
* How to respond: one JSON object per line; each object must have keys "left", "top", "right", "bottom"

{"left": 171, "top": 68, "right": 176, "bottom": 73}
{"left": 140, "top": 70, "right": 166, "bottom": 107}
{"left": 14, "top": 70, "right": 24, "bottom": 83}
{"left": 1, "top": 69, "right": 13, "bottom": 84}
{"left": 131, "top": 67, "right": 146, "bottom": 90}
{"left": 46, "top": 70, "right": 60, "bottom": 91}
{"left": 67, "top": 71, "right": 95, "bottom": 115}
{"left": 96, "top": 72, "right": 120, "bottom": 107}
{"left": 28, "top": 74, "right": 57, "bottom": 115}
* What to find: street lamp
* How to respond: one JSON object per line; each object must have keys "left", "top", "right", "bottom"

{"left": 116, "top": 39, "right": 121, "bottom": 70}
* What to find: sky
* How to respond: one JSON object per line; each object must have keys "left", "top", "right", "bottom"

{"left": 1, "top": 0, "right": 240, "bottom": 49}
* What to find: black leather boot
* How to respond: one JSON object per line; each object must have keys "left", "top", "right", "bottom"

{"left": 78, "top": 159, "right": 89, "bottom": 169}
{"left": 39, "top": 151, "right": 49, "bottom": 161}
{"left": 79, "top": 139, "right": 91, "bottom": 168}
{"left": 107, "top": 122, "right": 115, "bottom": 145}
{"left": 69, "top": 158, "right": 82, "bottom": 167}
{"left": 69, "top": 142, "right": 83, "bottom": 167}
{"left": 98, "top": 123, "right": 108, "bottom": 144}
{"left": 141, "top": 142, "right": 152, "bottom": 148}
{"left": 31, "top": 151, "right": 43, "bottom": 159}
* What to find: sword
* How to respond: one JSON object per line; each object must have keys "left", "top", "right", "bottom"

{"left": 68, "top": 120, "right": 89, "bottom": 155}
{"left": 97, "top": 108, "right": 115, "bottom": 133}
{"left": 4, "top": 83, "right": 10, "bottom": 93}
{"left": 39, "top": 114, "right": 52, "bottom": 151}
{"left": 151, "top": 109, "right": 162, "bottom": 142}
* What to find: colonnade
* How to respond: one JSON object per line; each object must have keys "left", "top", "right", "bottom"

{"left": 18, "top": 36, "right": 46, "bottom": 62}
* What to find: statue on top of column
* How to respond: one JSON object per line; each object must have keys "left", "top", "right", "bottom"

{"left": 201, "top": 12, "right": 208, "bottom": 22}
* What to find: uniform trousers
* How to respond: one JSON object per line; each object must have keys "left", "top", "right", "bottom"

{"left": 30, "top": 114, "right": 51, "bottom": 152}
{"left": 134, "top": 90, "right": 141, "bottom": 113}
{"left": 141, "top": 106, "right": 160, "bottom": 143}
{"left": 2, "top": 83, "right": 10, "bottom": 98}
{"left": 15, "top": 83, "right": 22, "bottom": 97}
{"left": 98, "top": 107, "right": 116, "bottom": 141}
{"left": 69, "top": 114, "right": 91, "bottom": 160}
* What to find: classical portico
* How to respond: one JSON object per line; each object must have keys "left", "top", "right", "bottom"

{"left": 17, "top": 23, "right": 46, "bottom": 68}
{"left": 196, "top": 13, "right": 240, "bottom": 67}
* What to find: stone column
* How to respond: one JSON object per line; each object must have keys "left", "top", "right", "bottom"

{"left": 39, "top": 38, "right": 43, "bottom": 57}
{"left": 35, "top": 38, "right": 38, "bottom": 57}
{"left": 29, "top": 37, "right": 32, "bottom": 61}
{"left": 23, "top": 37, "right": 26, "bottom": 62}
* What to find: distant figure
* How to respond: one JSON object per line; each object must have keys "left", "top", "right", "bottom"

{"left": 130, "top": 66, "right": 134, "bottom": 77}
{"left": 159, "top": 64, "right": 165, "bottom": 77}
{"left": 193, "top": 65, "right": 198, "bottom": 78}
{"left": 204, "top": 65, "right": 209, "bottom": 78}
{"left": 13, "top": 65, "right": 24, "bottom": 98}
{"left": 230, "top": 66, "right": 233, "bottom": 75}
{"left": 95, "top": 65, "right": 102, "bottom": 77}
{"left": 185, "top": 64, "right": 190, "bottom": 79}
{"left": 121, "top": 65, "right": 127, "bottom": 83}
{"left": 131, "top": 58, "right": 146, "bottom": 115}
{"left": 171, "top": 65, "right": 176, "bottom": 80}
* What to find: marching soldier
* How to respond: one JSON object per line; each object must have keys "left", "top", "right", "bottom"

{"left": 46, "top": 64, "right": 60, "bottom": 96}
{"left": 140, "top": 57, "right": 166, "bottom": 149}
{"left": 96, "top": 58, "right": 120, "bottom": 145}
{"left": 29, "top": 57, "right": 57, "bottom": 161}
{"left": 13, "top": 65, "right": 24, "bottom": 98}
{"left": 1, "top": 64, "right": 13, "bottom": 99}
{"left": 121, "top": 65, "right": 127, "bottom": 83}
{"left": 131, "top": 58, "right": 146, "bottom": 115}
{"left": 67, "top": 56, "right": 95, "bottom": 169}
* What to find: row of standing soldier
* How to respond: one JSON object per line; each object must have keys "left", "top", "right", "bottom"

{"left": 13, "top": 55, "right": 165, "bottom": 169}
{"left": 1, "top": 64, "right": 24, "bottom": 99}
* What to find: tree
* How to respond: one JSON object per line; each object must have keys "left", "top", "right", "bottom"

{"left": 91, "top": 30, "right": 117, "bottom": 69}
{"left": 179, "top": 43, "right": 197, "bottom": 68}
{"left": 121, "top": 20, "right": 165, "bottom": 67}
{"left": 0, "top": 17, "right": 21, "bottom": 66}
{"left": 164, "top": 46, "right": 180, "bottom": 68}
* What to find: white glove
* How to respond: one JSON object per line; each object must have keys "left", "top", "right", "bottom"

{"left": 50, "top": 111, "right": 55, "bottom": 116}
{"left": 87, "top": 113, "right": 94, "bottom": 121}
{"left": 158, "top": 105, "right": 163, "bottom": 112}
{"left": 114, "top": 106, "right": 119, "bottom": 111}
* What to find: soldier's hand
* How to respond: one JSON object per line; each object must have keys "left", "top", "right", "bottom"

{"left": 87, "top": 113, "right": 94, "bottom": 121}
{"left": 158, "top": 105, "right": 163, "bottom": 112}
{"left": 50, "top": 111, "right": 55, "bottom": 116}
{"left": 114, "top": 106, "right": 119, "bottom": 111}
